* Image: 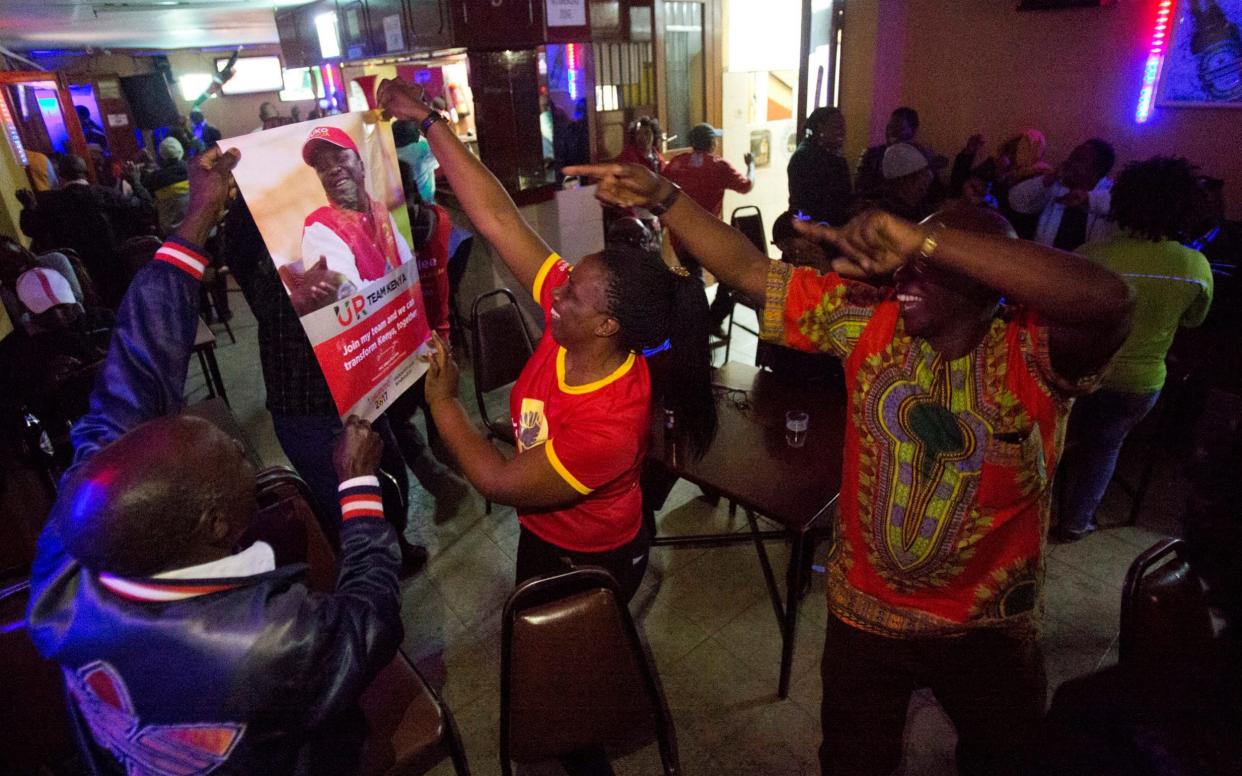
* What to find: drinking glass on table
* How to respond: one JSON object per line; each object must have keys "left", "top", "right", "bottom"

{"left": 785, "top": 410, "right": 809, "bottom": 448}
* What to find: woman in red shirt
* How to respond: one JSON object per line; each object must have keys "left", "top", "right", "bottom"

{"left": 378, "top": 79, "right": 716, "bottom": 602}
{"left": 613, "top": 116, "right": 665, "bottom": 174}
{"left": 610, "top": 117, "right": 666, "bottom": 244}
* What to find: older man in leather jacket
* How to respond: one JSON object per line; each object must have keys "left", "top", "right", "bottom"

{"left": 25, "top": 147, "right": 404, "bottom": 775}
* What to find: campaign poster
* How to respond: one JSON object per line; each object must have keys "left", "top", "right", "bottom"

{"left": 221, "top": 112, "right": 431, "bottom": 421}
{"left": 1159, "top": 0, "right": 1242, "bottom": 107}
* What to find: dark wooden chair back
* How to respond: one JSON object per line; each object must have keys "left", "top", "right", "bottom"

{"left": 360, "top": 650, "right": 471, "bottom": 775}
{"left": 501, "top": 568, "right": 679, "bottom": 775}
{"left": 253, "top": 466, "right": 338, "bottom": 592}
{"left": 1120, "top": 538, "right": 1216, "bottom": 678}
{"left": 254, "top": 467, "right": 471, "bottom": 774}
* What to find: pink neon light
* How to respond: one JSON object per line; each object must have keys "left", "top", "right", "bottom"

{"left": 1137, "top": 0, "right": 1176, "bottom": 123}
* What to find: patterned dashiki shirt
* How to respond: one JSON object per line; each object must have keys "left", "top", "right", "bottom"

{"left": 761, "top": 262, "right": 1095, "bottom": 638}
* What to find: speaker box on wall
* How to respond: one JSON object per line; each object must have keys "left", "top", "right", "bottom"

{"left": 120, "top": 72, "right": 179, "bottom": 129}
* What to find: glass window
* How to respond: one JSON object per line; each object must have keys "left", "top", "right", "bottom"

{"left": 663, "top": 1, "right": 705, "bottom": 149}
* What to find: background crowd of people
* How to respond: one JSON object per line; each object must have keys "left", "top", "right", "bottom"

{"left": 3, "top": 75, "right": 1240, "bottom": 775}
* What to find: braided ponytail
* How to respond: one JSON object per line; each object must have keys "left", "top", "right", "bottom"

{"left": 600, "top": 245, "right": 717, "bottom": 459}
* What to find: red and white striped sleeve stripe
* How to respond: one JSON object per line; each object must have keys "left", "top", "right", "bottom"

{"left": 154, "top": 240, "right": 208, "bottom": 280}
{"left": 339, "top": 475, "right": 384, "bottom": 521}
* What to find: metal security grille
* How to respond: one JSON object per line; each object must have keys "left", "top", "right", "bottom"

{"left": 591, "top": 41, "right": 655, "bottom": 112}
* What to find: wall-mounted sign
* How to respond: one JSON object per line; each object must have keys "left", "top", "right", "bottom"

{"left": 546, "top": 0, "right": 586, "bottom": 27}
{"left": 383, "top": 14, "right": 404, "bottom": 52}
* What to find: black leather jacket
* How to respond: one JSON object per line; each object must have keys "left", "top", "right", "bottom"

{"left": 26, "top": 238, "right": 403, "bottom": 775}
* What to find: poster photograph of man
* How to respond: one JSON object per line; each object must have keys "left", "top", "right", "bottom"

{"left": 221, "top": 112, "right": 432, "bottom": 421}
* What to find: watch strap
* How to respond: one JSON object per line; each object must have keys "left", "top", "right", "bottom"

{"left": 420, "top": 112, "right": 446, "bottom": 135}
{"left": 649, "top": 182, "right": 682, "bottom": 216}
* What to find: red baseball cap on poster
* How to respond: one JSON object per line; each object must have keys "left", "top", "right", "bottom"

{"left": 302, "top": 125, "right": 360, "bottom": 165}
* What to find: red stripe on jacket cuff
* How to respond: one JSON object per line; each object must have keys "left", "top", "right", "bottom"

{"left": 154, "top": 242, "right": 208, "bottom": 280}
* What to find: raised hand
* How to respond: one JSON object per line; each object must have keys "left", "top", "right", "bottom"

{"left": 422, "top": 332, "right": 460, "bottom": 405}
{"left": 793, "top": 210, "right": 925, "bottom": 280}
{"left": 289, "top": 257, "right": 344, "bottom": 315}
{"left": 332, "top": 415, "right": 384, "bottom": 481}
{"left": 188, "top": 146, "right": 240, "bottom": 217}
{"left": 376, "top": 78, "right": 432, "bottom": 123}
{"left": 175, "top": 146, "right": 240, "bottom": 246}
{"left": 562, "top": 163, "right": 666, "bottom": 210}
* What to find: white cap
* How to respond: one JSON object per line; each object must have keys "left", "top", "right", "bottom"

{"left": 882, "top": 142, "right": 929, "bottom": 180}
{"left": 159, "top": 135, "right": 185, "bottom": 162}
{"left": 16, "top": 268, "right": 76, "bottom": 314}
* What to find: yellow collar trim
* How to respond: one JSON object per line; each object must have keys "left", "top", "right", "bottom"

{"left": 556, "top": 347, "right": 635, "bottom": 394}
{"left": 532, "top": 253, "right": 562, "bottom": 301}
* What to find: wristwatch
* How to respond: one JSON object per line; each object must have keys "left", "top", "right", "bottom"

{"left": 420, "top": 111, "right": 446, "bottom": 135}
{"left": 649, "top": 182, "right": 682, "bottom": 216}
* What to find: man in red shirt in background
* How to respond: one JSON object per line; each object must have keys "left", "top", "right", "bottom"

{"left": 663, "top": 122, "right": 754, "bottom": 335}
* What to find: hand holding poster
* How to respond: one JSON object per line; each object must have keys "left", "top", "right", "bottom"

{"left": 221, "top": 112, "right": 432, "bottom": 421}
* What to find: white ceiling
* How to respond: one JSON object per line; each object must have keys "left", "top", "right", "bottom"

{"left": 0, "top": 1, "right": 312, "bottom": 52}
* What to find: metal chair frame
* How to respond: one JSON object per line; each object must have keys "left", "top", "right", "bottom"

{"left": 470, "top": 288, "right": 535, "bottom": 514}
{"left": 723, "top": 206, "right": 765, "bottom": 364}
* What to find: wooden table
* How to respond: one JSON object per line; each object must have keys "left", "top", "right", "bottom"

{"left": 193, "top": 318, "right": 229, "bottom": 406}
{"left": 648, "top": 362, "right": 846, "bottom": 697}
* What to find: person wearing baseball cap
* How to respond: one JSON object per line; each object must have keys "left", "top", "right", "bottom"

{"left": 17, "top": 266, "right": 82, "bottom": 331}
{"left": 662, "top": 121, "right": 755, "bottom": 335}
{"left": 4, "top": 266, "right": 104, "bottom": 423}
{"left": 297, "top": 125, "right": 414, "bottom": 313}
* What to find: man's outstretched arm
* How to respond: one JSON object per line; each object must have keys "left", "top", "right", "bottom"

{"left": 66, "top": 149, "right": 240, "bottom": 483}
{"left": 564, "top": 162, "right": 770, "bottom": 302}
{"left": 798, "top": 212, "right": 1135, "bottom": 380}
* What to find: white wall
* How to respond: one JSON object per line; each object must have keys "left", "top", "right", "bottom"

{"left": 720, "top": 0, "right": 805, "bottom": 252}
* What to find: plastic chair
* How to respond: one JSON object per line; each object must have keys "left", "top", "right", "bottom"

{"left": 500, "top": 568, "right": 680, "bottom": 776}
{"left": 470, "top": 289, "right": 535, "bottom": 513}
{"left": 0, "top": 579, "right": 77, "bottom": 774}
{"left": 723, "top": 206, "right": 765, "bottom": 363}
{"left": 1119, "top": 538, "right": 1216, "bottom": 676}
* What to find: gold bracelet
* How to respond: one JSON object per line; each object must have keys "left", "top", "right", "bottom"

{"left": 919, "top": 221, "right": 946, "bottom": 260}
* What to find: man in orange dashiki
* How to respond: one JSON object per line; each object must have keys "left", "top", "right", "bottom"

{"left": 565, "top": 158, "right": 1136, "bottom": 776}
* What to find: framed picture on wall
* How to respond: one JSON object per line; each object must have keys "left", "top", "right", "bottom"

{"left": 1158, "top": 0, "right": 1242, "bottom": 108}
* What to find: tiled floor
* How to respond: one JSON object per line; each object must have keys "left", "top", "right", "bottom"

{"left": 192, "top": 284, "right": 1178, "bottom": 776}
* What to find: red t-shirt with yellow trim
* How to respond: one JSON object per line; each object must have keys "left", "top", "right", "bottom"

{"left": 510, "top": 254, "right": 652, "bottom": 552}
{"left": 762, "top": 262, "right": 1095, "bottom": 637}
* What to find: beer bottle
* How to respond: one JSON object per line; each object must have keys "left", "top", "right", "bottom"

{"left": 1189, "top": 0, "right": 1242, "bottom": 101}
